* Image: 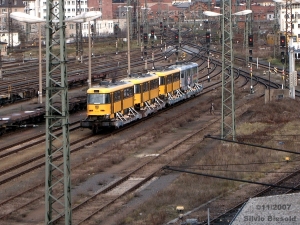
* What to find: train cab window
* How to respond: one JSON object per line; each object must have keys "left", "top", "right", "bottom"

{"left": 87, "top": 93, "right": 110, "bottom": 104}
{"left": 159, "top": 77, "right": 165, "bottom": 85}
{"left": 150, "top": 79, "right": 159, "bottom": 90}
{"left": 143, "top": 82, "right": 149, "bottom": 92}
{"left": 123, "top": 87, "right": 134, "bottom": 98}
{"left": 193, "top": 67, "right": 197, "bottom": 75}
{"left": 186, "top": 69, "right": 190, "bottom": 77}
{"left": 173, "top": 72, "right": 180, "bottom": 82}
{"left": 134, "top": 84, "right": 141, "bottom": 93}
{"left": 113, "top": 91, "right": 121, "bottom": 102}
{"left": 166, "top": 75, "right": 172, "bottom": 84}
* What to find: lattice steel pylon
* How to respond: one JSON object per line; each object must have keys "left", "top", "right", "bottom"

{"left": 244, "top": 0, "right": 252, "bottom": 66}
{"left": 76, "top": 0, "right": 83, "bottom": 59}
{"left": 273, "top": 1, "right": 280, "bottom": 58}
{"left": 8, "top": 0, "right": 12, "bottom": 54}
{"left": 45, "top": 0, "right": 72, "bottom": 224}
{"left": 285, "top": 0, "right": 292, "bottom": 88}
{"left": 221, "top": 0, "right": 236, "bottom": 140}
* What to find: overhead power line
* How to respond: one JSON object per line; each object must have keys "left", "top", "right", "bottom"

{"left": 205, "top": 135, "right": 300, "bottom": 155}
{"left": 163, "top": 166, "right": 300, "bottom": 191}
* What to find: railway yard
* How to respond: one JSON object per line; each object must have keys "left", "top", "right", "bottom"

{"left": 0, "top": 38, "right": 300, "bottom": 225}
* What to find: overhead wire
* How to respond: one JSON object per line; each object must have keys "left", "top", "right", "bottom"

{"left": 163, "top": 166, "right": 300, "bottom": 191}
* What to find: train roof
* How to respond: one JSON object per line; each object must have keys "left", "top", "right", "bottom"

{"left": 122, "top": 73, "right": 158, "bottom": 84}
{"left": 168, "top": 61, "right": 198, "bottom": 70}
{"left": 152, "top": 67, "right": 180, "bottom": 76}
{"left": 88, "top": 80, "right": 133, "bottom": 93}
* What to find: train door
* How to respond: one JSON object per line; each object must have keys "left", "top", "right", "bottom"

{"left": 113, "top": 90, "right": 122, "bottom": 115}
{"left": 134, "top": 84, "right": 141, "bottom": 106}
{"left": 149, "top": 78, "right": 159, "bottom": 100}
{"left": 142, "top": 82, "right": 150, "bottom": 102}
{"left": 159, "top": 76, "right": 167, "bottom": 96}
{"left": 187, "top": 68, "right": 191, "bottom": 86}
{"left": 166, "top": 75, "right": 172, "bottom": 93}
{"left": 173, "top": 72, "right": 180, "bottom": 90}
{"left": 192, "top": 65, "right": 199, "bottom": 83}
{"left": 122, "top": 87, "right": 134, "bottom": 113}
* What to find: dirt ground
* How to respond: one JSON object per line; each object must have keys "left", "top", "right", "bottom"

{"left": 101, "top": 93, "right": 300, "bottom": 225}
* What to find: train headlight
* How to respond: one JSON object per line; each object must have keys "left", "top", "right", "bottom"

{"left": 104, "top": 114, "right": 110, "bottom": 119}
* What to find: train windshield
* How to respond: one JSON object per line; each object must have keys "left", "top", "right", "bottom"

{"left": 87, "top": 93, "right": 110, "bottom": 104}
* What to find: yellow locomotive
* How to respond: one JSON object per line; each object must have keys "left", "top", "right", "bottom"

{"left": 81, "top": 62, "right": 203, "bottom": 133}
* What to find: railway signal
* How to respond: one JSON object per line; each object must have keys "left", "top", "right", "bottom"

{"left": 281, "top": 52, "right": 285, "bottom": 64}
{"left": 206, "top": 31, "right": 210, "bottom": 43}
{"left": 140, "top": 25, "right": 143, "bottom": 34}
{"left": 175, "top": 34, "right": 179, "bottom": 43}
{"left": 164, "top": 25, "right": 167, "bottom": 31}
{"left": 151, "top": 29, "right": 155, "bottom": 39}
{"left": 114, "top": 24, "right": 118, "bottom": 36}
{"left": 159, "top": 22, "right": 163, "bottom": 29}
{"left": 248, "top": 34, "right": 253, "bottom": 47}
{"left": 144, "top": 46, "right": 147, "bottom": 56}
{"left": 143, "top": 33, "right": 148, "bottom": 43}
{"left": 249, "top": 49, "right": 253, "bottom": 62}
{"left": 280, "top": 36, "right": 286, "bottom": 47}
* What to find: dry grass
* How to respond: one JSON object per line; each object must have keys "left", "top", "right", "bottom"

{"left": 117, "top": 98, "right": 300, "bottom": 225}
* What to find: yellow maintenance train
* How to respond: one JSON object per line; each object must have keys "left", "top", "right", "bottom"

{"left": 80, "top": 62, "right": 203, "bottom": 134}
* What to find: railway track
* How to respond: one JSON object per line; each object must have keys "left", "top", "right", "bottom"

{"left": 0, "top": 75, "right": 220, "bottom": 220}
{"left": 0, "top": 38, "right": 297, "bottom": 224}
{"left": 0, "top": 65, "right": 265, "bottom": 224}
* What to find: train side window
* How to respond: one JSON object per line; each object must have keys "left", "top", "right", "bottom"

{"left": 194, "top": 67, "right": 197, "bottom": 75}
{"left": 155, "top": 79, "right": 159, "bottom": 88}
{"left": 167, "top": 75, "right": 172, "bottom": 84}
{"left": 143, "top": 82, "right": 149, "bottom": 92}
{"left": 134, "top": 84, "right": 141, "bottom": 94}
{"left": 113, "top": 91, "right": 121, "bottom": 102}
{"left": 173, "top": 72, "right": 180, "bottom": 82}
{"left": 159, "top": 76, "right": 165, "bottom": 85}
{"left": 181, "top": 72, "right": 184, "bottom": 78}
{"left": 87, "top": 93, "right": 110, "bottom": 104}
{"left": 123, "top": 88, "right": 128, "bottom": 98}
{"left": 123, "top": 87, "right": 134, "bottom": 98}
{"left": 150, "top": 79, "right": 159, "bottom": 90}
